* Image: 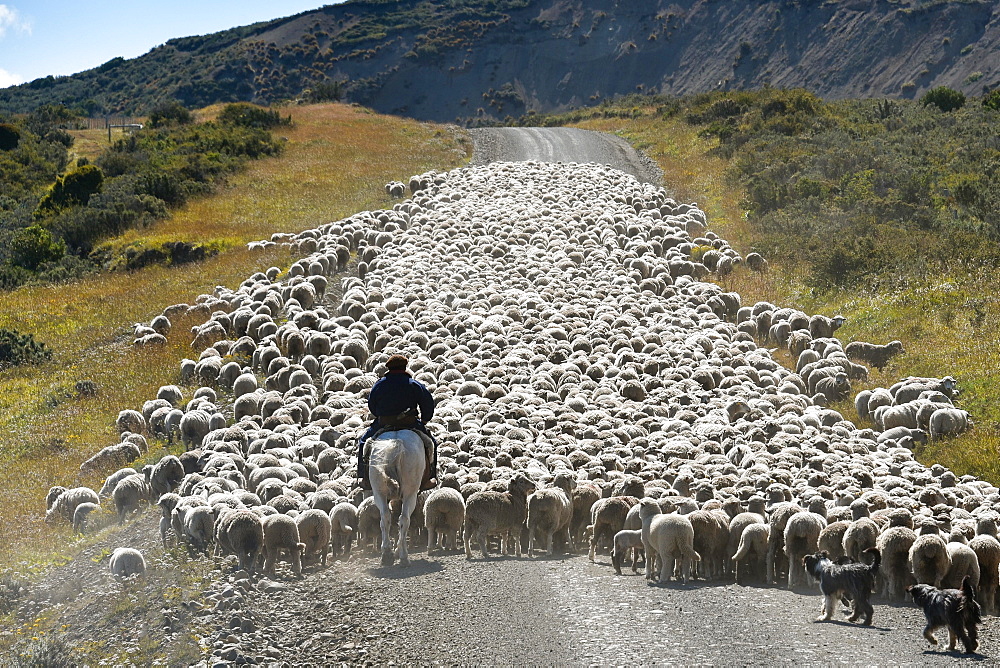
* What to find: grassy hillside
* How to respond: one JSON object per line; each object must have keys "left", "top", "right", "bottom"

{"left": 556, "top": 90, "right": 1000, "bottom": 483}
{"left": 0, "top": 0, "right": 996, "bottom": 123}
{"left": 0, "top": 103, "right": 469, "bottom": 565}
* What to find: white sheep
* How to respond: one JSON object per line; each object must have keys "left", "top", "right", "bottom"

{"left": 639, "top": 499, "right": 700, "bottom": 584}
{"left": 109, "top": 547, "right": 146, "bottom": 577}
{"left": 424, "top": 487, "right": 466, "bottom": 553}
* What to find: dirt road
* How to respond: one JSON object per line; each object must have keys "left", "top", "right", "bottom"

{"left": 469, "top": 127, "right": 662, "bottom": 184}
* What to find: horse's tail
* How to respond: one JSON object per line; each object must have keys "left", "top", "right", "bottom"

{"left": 371, "top": 459, "right": 400, "bottom": 499}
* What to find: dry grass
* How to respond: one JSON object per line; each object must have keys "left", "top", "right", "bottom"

{"left": 0, "top": 103, "right": 469, "bottom": 566}
{"left": 575, "top": 111, "right": 1000, "bottom": 485}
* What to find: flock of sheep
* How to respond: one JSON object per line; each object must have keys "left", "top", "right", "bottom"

{"left": 41, "top": 161, "right": 993, "bottom": 633}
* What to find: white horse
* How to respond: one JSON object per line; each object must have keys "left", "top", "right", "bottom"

{"left": 369, "top": 429, "right": 426, "bottom": 566}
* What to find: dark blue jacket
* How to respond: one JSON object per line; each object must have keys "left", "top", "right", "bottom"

{"left": 367, "top": 370, "right": 434, "bottom": 423}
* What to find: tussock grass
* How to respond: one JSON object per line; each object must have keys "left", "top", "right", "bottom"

{"left": 574, "top": 110, "right": 1000, "bottom": 485}
{"left": 0, "top": 103, "right": 469, "bottom": 567}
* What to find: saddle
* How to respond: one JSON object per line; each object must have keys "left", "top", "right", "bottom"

{"left": 366, "top": 425, "right": 434, "bottom": 459}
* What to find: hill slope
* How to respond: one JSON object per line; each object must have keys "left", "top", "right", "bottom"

{"left": 1, "top": 0, "right": 998, "bottom": 122}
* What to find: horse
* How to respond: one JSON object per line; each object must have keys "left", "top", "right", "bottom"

{"left": 368, "top": 429, "right": 426, "bottom": 566}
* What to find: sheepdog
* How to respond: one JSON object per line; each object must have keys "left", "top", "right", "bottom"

{"left": 803, "top": 547, "right": 880, "bottom": 625}
{"left": 907, "top": 576, "right": 982, "bottom": 654}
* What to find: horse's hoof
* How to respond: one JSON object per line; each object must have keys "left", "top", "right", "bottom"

{"left": 381, "top": 552, "right": 394, "bottom": 567}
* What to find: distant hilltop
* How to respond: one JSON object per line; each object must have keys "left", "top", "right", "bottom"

{"left": 1, "top": 0, "right": 997, "bottom": 122}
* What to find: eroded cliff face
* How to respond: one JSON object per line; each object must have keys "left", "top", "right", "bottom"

{"left": 346, "top": 0, "right": 999, "bottom": 123}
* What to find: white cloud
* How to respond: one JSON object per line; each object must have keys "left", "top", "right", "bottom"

{"left": 0, "top": 67, "right": 23, "bottom": 88}
{"left": 0, "top": 4, "right": 31, "bottom": 39}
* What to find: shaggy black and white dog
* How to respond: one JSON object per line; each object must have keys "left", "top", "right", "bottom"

{"left": 803, "top": 547, "right": 880, "bottom": 625}
{"left": 907, "top": 576, "right": 982, "bottom": 654}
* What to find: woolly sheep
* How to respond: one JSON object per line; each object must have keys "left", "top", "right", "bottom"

{"left": 178, "top": 505, "right": 216, "bottom": 555}
{"left": 296, "top": 508, "right": 332, "bottom": 567}
{"left": 262, "top": 513, "right": 306, "bottom": 577}
{"left": 611, "top": 529, "right": 644, "bottom": 575}
{"left": 639, "top": 498, "right": 700, "bottom": 584}
{"left": 424, "top": 487, "right": 466, "bottom": 553}
{"left": 464, "top": 473, "right": 536, "bottom": 559}
{"left": 877, "top": 525, "right": 917, "bottom": 601}
{"left": 845, "top": 340, "right": 904, "bottom": 370}
{"left": 215, "top": 509, "right": 264, "bottom": 575}
{"left": 112, "top": 474, "right": 149, "bottom": 524}
{"left": 928, "top": 407, "right": 972, "bottom": 441}
{"left": 909, "top": 522, "right": 951, "bottom": 588}
{"left": 733, "top": 523, "right": 769, "bottom": 585}
{"left": 109, "top": 547, "right": 146, "bottom": 578}
{"left": 72, "top": 502, "right": 100, "bottom": 534}
{"left": 45, "top": 487, "right": 99, "bottom": 525}
{"left": 526, "top": 472, "right": 575, "bottom": 557}
{"left": 942, "top": 541, "right": 981, "bottom": 590}
{"left": 784, "top": 511, "right": 826, "bottom": 588}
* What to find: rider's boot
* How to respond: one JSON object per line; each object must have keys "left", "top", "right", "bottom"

{"left": 357, "top": 453, "right": 372, "bottom": 491}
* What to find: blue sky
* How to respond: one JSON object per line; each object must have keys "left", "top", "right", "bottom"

{"left": 0, "top": 1, "right": 342, "bottom": 88}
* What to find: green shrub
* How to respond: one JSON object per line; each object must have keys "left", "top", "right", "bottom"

{"left": 983, "top": 89, "right": 1000, "bottom": 111}
{"left": 9, "top": 225, "right": 66, "bottom": 270}
{"left": 0, "top": 122, "right": 20, "bottom": 150}
{"left": 217, "top": 102, "right": 288, "bottom": 129}
{"left": 0, "top": 328, "right": 52, "bottom": 370}
{"left": 920, "top": 86, "right": 966, "bottom": 112}
{"left": 148, "top": 100, "right": 193, "bottom": 128}
{"left": 35, "top": 164, "right": 104, "bottom": 214}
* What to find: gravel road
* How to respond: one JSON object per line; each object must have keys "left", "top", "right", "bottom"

{"left": 469, "top": 127, "right": 662, "bottom": 184}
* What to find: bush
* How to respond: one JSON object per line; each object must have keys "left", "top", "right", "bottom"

{"left": 920, "top": 86, "right": 966, "bottom": 112}
{"left": 35, "top": 164, "right": 104, "bottom": 214}
{"left": 148, "top": 100, "right": 193, "bottom": 128}
{"left": 9, "top": 225, "right": 66, "bottom": 270}
{"left": 217, "top": 102, "right": 288, "bottom": 129}
{"left": 0, "top": 122, "right": 20, "bottom": 151}
{"left": 0, "top": 328, "right": 52, "bottom": 370}
{"left": 983, "top": 89, "right": 1000, "bottom": 111}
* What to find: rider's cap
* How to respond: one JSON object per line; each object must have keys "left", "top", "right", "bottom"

{"left": 386, "top": 354, "right": 408, "bottom": 370}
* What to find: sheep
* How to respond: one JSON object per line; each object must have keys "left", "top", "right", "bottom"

{"left": 733, "top": 523, "right": 769, "bottom": 585}
{"left": 970, "top": 520, "right": 1000, "bottom": 616}
{"left": 589, "top": 496, "right": 639, "bottom": 561}
{"left": 814, "top": 372, "right": 851, "bottom": 404}
{"left": 876, "top": 427, "right": 928, "bottom": 446}
{"left": 689, "top": 509, "right": 729, "bottom": 580}
{"left": 909, "top": 521, "right": 952, "bottom": 588}
{"left": 149, "top": 455, "right": 184, "bottom": 499}
{"left": 928, "top": 407, "right": 972, "bottom": 440}
{"left": 46, "top": 487, "right": 99, "bottom": 525}
{"left": 178, "top": 505, "right": 215, "bottom": 556}
{"left": 257, "top": 514, "right": 303, "bottom": 577}
{"left": 109, "top": 547, "right": 146, "bottom": 578}
{"left": 112, "top": 474, "right": 150, "bottom": 524}
{"left": 766, "top": 503, "right": 802, "bottom": 585}
{"left": 115, "top": 409, "right": 145, "bottom": 435}
{"left": 330, "top": 501, "right": 360, "bottom": 558}
{"left": 639, "top": 498, "right": 700, "bottom": 584}
{"left": 877, "top": 525, "right": 917, "bottom": 601}
{"left": 817, "top": 520, "right": 849, "bottom": 562}
{"left": 295, "top": 509, "right": 332, "bottom": 567}
{"left": 784, "top": 512, "right": 827, "bottom": 588}
{"left": 215, "top": 509, "right": 264, "bottom": 575}
{"left": 611, "top": 529, "right": 644, "bottom": 575}
{"left": 526, "top": 472, "right": 575, "bottom": 557}
{"left": 569, "top": 483, "right": 601, "bottom": 547}
{"left": 72, "top": 502, "right": 101, "bottom": 534}
{"left": 180, "top": 410, "right": 212, "bottom": 449}
{"left": 157, "top": 385, "right": 183, "bottom": 406}
{"left": 745, "top": 252, "right": 768, "bottom": 273}
{"left": 842, "top": 518, "right": 879, "bottom": 562}
{"left": 424, "top": 487, "right": 466, "bottom": 553}
{"left": 845, "top": 340, "right": 904, "bottom": 370}
{"left": 464, "top": 473, "right": 536, "bottom": 559}
{"left": 943, "top": 540, "right": 981, "bottom": 590}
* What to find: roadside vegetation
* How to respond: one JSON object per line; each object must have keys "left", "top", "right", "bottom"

{"left": 521, "top": 87, "right": 1000, "bottom": 483}
{"left": 0, "top": 102, "right": 469, "bottom": 567}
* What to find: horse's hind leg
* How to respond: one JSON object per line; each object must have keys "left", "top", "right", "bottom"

{"left": 375, "top": 497, "right": 394, "bottom": 567}
{"left": 397, "top": 493, "right": 418, "bottom": 566}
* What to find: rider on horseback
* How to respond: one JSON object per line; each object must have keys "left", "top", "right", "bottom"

{"left": 357, "top": 354, "right": 437, "bottom": 491}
